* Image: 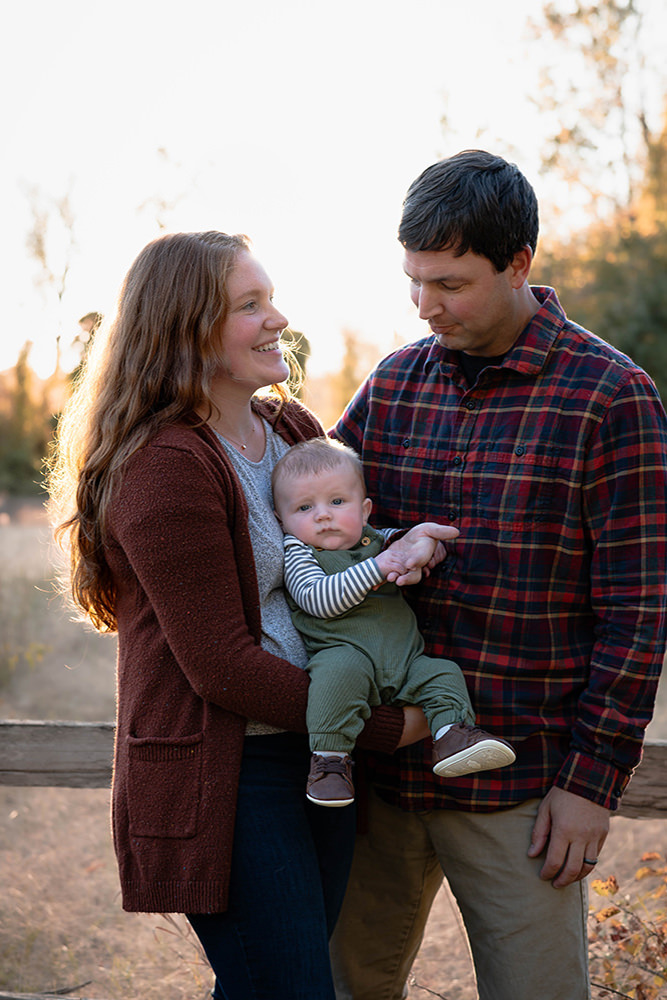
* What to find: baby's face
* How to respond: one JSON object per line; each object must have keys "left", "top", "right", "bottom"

{"left": 274, "top": 464, "right": 372, "bottom": 550}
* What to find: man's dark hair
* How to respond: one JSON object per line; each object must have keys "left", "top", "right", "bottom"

{"left": 398, "top": 150, "right": 539, "bottom": 272}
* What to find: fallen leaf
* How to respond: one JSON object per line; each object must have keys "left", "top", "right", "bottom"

{"left": 592, "top": 875, "right": 619, "bottom": 896}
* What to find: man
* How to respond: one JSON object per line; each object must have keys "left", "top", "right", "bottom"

{"left": 330, "top": 150, "right": 667, "bottom": 1000}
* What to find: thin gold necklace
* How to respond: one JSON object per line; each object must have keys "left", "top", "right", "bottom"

{"left": 219, "top": 417, "right": 257, "bottom": 452}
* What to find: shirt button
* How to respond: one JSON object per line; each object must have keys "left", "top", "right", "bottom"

{"left": 402, "top": 438, "right": 410, "bottom": 448}
{"left": 465, "top": 400, "right": 476, "bottom": 410}
{"left": 515, "top": 446, "right": 525, "bottom": 456}
{"left": 453, "top": 456, "right": 462, "bottom": 466}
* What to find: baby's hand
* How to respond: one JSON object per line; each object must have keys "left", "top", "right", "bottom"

{"left": 382, "top": 522, "right": 459, "bottom": 586}
{"left": 374, "top": 547, "right": 410, "bottom": 581}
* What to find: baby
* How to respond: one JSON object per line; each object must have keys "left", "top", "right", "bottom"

{"left": 272, "top": 437, "right": 515, "bottom": 807}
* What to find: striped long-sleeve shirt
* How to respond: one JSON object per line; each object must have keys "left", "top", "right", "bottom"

{"left": 333, "top": 286, "right": 667, "bottom": 813}
{"left": 283, "top": 530, "right": 396, "bottom": 618}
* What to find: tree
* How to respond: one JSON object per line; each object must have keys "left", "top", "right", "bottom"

{"left": 137, "top": 147, "right": 186, "bottom": 231}
{"left": 0, "top": 344, "right": 54, "bottom": 494}
{"left": 525, "top": 0, "right": 667, "bottom": 400}
{"left": 538, "top": 225, "right": 667, "bottom": 400}
{"left": 533, "top": 109, "right": 667, "bottom": 401}
{"left": 24, "top": 182, "right": 77, "bottom": 377}
{"left": 529, "top": 0, "right": 665, "bottom": 224}
{"left": 330, "top": 329, "right": 383, "bottom": 419}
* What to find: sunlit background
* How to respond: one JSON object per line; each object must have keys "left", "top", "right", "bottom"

{"left": 1, "top": 0, "right": 665, "bottom": 384}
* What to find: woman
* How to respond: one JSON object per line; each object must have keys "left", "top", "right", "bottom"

{"left": 49, "top": 231, "right": 440, "bottom": 999}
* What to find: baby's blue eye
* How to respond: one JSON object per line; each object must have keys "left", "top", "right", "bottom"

{"left": 331, "top": 498, "right": 343, "bottom": 505}
{"left": 298, "top": 504, "right": 311, "bottom": 512}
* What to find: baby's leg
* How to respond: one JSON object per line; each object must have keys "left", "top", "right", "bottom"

{"left": 306, "top": 645, "right": 378, "bottom": 754}
{"left": 398, "top": 652, "right": 475, "bottom": 735}
{"left": 305, "top": 646, "right": 378, "bottom": 808}
{"left": 399, "top": 654, "right": 516, "bottom": 778}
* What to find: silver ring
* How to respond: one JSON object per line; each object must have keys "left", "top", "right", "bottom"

{"left": 583, "top": 857, "right": 598, "bottom": 866}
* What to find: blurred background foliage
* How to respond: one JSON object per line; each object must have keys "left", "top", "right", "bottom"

{"left": 1, "top": 0, "right": 666, "bottom": 499}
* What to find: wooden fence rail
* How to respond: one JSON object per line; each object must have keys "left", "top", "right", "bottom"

{"left": 1, "top": 719, "right": 667, "bottom": 817}
{"left": 0, "top": 720, "right": 114, "bottom": 788}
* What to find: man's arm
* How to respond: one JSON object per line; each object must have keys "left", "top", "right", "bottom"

{"left": 531, "top": 373, "right": 667, "bottom": 885}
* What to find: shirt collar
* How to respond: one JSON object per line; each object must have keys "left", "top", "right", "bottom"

{"left": 422, "top": 286, "right": 567, "bottom": 377}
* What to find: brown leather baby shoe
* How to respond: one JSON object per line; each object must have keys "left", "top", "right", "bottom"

{"left": 306, "top": 753, "right": 355, "bottom": 807}
{"left": 432, "top": 724, "right": 516, "bottom": 778}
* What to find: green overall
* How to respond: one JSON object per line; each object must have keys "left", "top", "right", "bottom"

{"left": 289, "top": 528, "right": 475, "bottom": 753}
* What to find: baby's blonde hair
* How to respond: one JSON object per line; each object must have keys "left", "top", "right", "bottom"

{"left": 272, "top": 437, "right": 366, "bottom": 498}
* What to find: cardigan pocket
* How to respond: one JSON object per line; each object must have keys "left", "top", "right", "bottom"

{"left": 126, "top": 732, "right": 203, "bottom": 839}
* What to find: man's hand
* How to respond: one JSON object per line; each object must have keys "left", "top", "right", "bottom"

{"left": 381, "top": 522, "right": 459, "bottom": 586}
{"left": 528, "top": 786, "right": 611, "bottom": 888}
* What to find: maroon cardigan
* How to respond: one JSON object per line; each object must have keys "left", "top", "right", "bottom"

{"left": 105, "top": 398, "right": 404, "bottom": 913}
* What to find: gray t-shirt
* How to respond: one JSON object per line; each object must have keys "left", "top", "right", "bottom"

{"left": 216, "top": 420, "right": 308, "bottom": 734}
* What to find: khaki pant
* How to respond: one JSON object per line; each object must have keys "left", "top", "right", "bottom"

{"left": 330, "top": 787, "right": 590, "bottom": 1000}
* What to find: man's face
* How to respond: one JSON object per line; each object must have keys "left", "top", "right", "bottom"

{"left": 403, "top": 246, "right": 529, "bottom": 357}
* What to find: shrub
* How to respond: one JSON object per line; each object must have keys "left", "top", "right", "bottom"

{"left": 589, "top": 852, "right": 667, "bottom": 999}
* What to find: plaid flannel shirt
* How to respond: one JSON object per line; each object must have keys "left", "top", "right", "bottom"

{"left": 333, "top": 287, "right": 667, "bottom": 812}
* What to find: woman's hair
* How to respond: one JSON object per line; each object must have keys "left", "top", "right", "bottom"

{"left": 398, "top": 149, "right": 539, "bottom": 272}
{"left": 49, "top": 230, "right": 293, "bottom": 632}
{"left": 272, "top": 437, "right": 367, "bottom": 498}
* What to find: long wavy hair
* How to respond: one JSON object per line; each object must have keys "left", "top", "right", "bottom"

{"left": 49, "top": 230, "right": 292, "bottom": 632}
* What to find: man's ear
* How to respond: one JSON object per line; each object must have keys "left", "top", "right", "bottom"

{"left": 362, "top": 497, "right": 373, "bottom": 524}
{"left": 509, "top": 246, "right": 533, "bottom": 287}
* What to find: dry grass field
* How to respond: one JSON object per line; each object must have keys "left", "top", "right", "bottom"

{"left": 1, "top": 499, "right": 666, "bottom": 999}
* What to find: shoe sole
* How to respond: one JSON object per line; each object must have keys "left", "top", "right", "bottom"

{"left": 306, "top": 793, "right": 354, "bottom": 807}
{"left": 433, "top": 741, "right": 516, "bottom": 778}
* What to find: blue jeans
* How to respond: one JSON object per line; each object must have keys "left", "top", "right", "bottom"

{"left": 188, "top": 732, "right": 356, "bottom": 1000}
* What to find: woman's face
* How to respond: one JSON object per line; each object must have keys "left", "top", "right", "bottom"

{"left": 215, "top": 251, "right": 290, "bottom": 393}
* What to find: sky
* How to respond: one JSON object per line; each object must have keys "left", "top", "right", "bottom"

{"left": 1, "top": 0, "right": 666, "bottom": 379}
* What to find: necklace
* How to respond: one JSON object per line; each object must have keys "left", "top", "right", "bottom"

{"left": 218, "top": 416, "right": 257, "bottom": 452}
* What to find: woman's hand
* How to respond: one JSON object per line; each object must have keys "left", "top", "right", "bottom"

{"left": 397, "top": 706, "right": 431, "bottom": 747}
{"left": 382, "top": 523, "right": 459, "bottom": 586}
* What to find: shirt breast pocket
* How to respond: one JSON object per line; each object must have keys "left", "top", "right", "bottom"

{"left": 372, "top": 432, "right": 451, "bottom": 523}
{"left": 472, "top": 443, "right": 562, "bottom": 529}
